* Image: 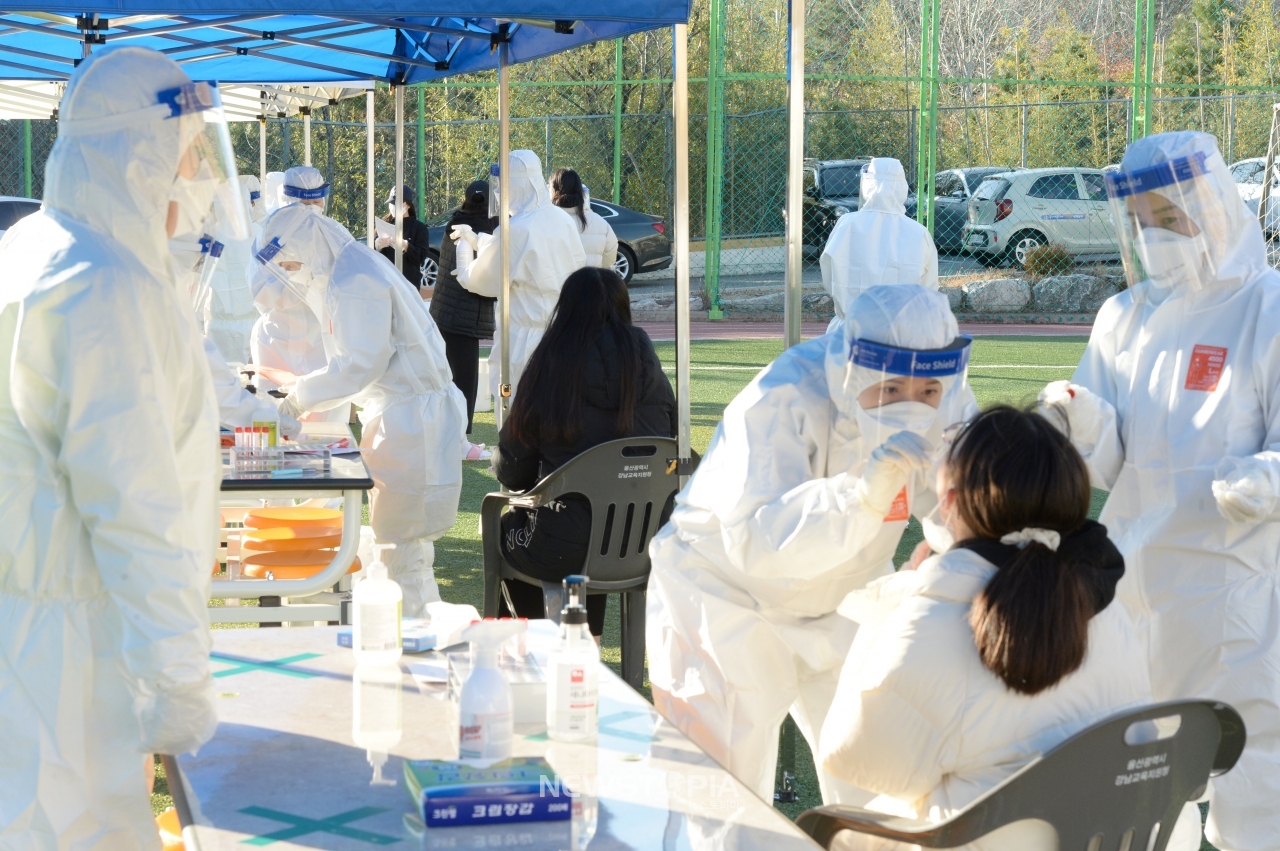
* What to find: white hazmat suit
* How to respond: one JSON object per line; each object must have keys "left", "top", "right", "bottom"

{"left": 576, "top": 189, "right": 619, "bottom": 270}
{"left": 454, "top": 150, "right": 585, "bottom": 400}
{"left": 646, "top": 285, "right": 977, "bottom": 803}
{"left": 264, "top": 205, "right": 467, "bottom": 616}
{"left": 820, "top": 158, "right": 939, "bottom": 333}
{"left": 250, "top": 167, "right": 330, "bottom": 387}
{"left": 204, "top": 174, "right": 264, "bottom": 363}
{"left": 0, "top": 46, "right": 234, "bottom": 847}
{"left": 1041, "top": 131, "right": 1280, "bottom": 851}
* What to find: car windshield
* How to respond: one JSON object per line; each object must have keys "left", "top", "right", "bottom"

{"left": 973, "top": 178, "right": 1009, "bottom": 202}
{"left": 820, "top": 166, "right": 864, "bottom": 197}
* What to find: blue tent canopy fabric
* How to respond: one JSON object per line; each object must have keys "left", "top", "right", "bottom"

{"left": 0, "top": 8, "right": 689, "bottom": 83}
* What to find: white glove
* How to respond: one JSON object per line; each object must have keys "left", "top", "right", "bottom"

{"left": 855, "top": 431, "right": 934, "bottom": 516}
{"left": 1212, "top": 456, "right": 1279, "bottom": 524}
{"left": 138, "top": 675, "right": 218, "bottom": 756}
{"left": 277, "top": 393, "right": 304, "bottom": 420}
{"left": 1037, "top": 380, "right": 1103, "bottom": 446}
{"left": 375, "top": 233, "right": 393, "bottom": 250}
{"left": 450, "top": 224, "right": 479, "bottom": 250}
{"left": 278, "top": 409, "right": 303, "bottom": 441}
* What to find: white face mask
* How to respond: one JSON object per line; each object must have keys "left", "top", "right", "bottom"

{"left": 1135, "top": 227, "right": 1206, "bottom": 291}
{"left": 855, "top": 400, "right": 938, "bottom": 443}
{"left": 920, "top": 502, "right": 955, "bottom": 553}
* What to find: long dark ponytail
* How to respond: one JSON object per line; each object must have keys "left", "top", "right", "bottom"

{"left": 505, "top": 267, "right": 639, "bottom": 445}
{"left": 550, "top": 167, "right": 588, "bottom": 229}
{"left": 947, "top": 406, "right": 1097, "bottom": 696}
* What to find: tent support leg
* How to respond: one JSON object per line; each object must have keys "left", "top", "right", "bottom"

{"left": 784, "top": 0, "right": 805, "bottom": 350}
{"left": 366, "top": 88, "right": 376, "bottom": 249}
{"left": 673, "top": 23, "right": 692, "bottom": 481}
{"left": 303, "top": 108, "right": 312, "bottom": 167}
{"left": 498, "top": 40, "right": 512, "bottom": 430}
{"left": 394, "top": 84, "right": 405, "bottom": 274}
{"left": 258, "top": 113, "right": 267, "bottom": 185}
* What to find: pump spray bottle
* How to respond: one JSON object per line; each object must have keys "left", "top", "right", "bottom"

{"left": 352, "top": 543, "right": 401, "bottom": 666}
{"left": 547, "top": 575, "right": 600, "bottom": 742}
{"left": 458, "top": 619, "right": 522, "bottom": 763}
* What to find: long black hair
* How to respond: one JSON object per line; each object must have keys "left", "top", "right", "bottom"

{"left": 550, "top": 167, "right": 588, "bottom": 229}
{"left": 505, "top": 267, "right": 639, "bottom": 445}
{"left": 947, "top": 406, "right": 1099, "bottom": 696}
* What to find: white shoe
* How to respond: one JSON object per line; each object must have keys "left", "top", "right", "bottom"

{"left": 463, "top": 441, "right": 491, "bottom": 461}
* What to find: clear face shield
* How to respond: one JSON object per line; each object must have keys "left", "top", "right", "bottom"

{"left": 1105, "top": 152, "right": 1230, "bottom": 292}
{"left": 849, "top": 334, "right": 973, "bottom": 448}
{"left": 254, "top": 235, "right": 325, "bottom": 324}
{"left": 164, "top": 82, "right": 248, "bottom": 243}
{"left": 488, "top": 162, "right": 501, "bottom": 218}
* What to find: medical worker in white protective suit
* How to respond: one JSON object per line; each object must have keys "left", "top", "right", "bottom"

{"left": 249, "top": 166, "right": 334, "bottom": 399}
{"left": 0, "top": 45, "right": 244, "bottom": 846}
{"left": 451, "top": 150, "right": 585, "bottom": 401}
{"left": 1039, "top": 131, "right": 1280, "bottom": 851}
{"left": 820, "top": 158, "right": 939, "bottom": 333}
{"left": 261, "top": 204, "right": 468, "bottom": 615}
{"left": 202, "top": 174, "right": 265, "bottom": 363}
{"left": 647, "top": 284, "right": 978, "bottom": 803}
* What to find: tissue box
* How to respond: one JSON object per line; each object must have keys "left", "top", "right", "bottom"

{"left": 338, "top": 618, "right": 437, "bottom": 652}
{"left": 338, "top": 601, "right": 481, "bottom": 653}
{"left": 447, "top": 650, "right": 547, "bottom": 726}
{"left": 404, "top": 757, "right": 571, "bottom": 828}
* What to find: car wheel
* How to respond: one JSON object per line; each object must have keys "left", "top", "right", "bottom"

{"left": 1010, "top": 230, "right": 1046, "bottom": 268}
{"left": 614, "top": 244, "right": 637, "bottom": 284}
{"left": 420, "top": 250, "right": 439, "bottom": 289}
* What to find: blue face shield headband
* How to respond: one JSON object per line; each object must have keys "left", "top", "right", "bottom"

{"left": 282, "top": 184, "right": 330, "bottom": 201}
{"left": 849, "top": 335, "right": 973, "bottom": 377}
{"left": 255, "top": 237, "right": 284, "bottom": 265}
{"left": 1104, "top": 151, "right": 1210, "bottom": 200}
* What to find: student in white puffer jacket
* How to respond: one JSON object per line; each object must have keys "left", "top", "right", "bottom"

{"left": 819, "top": 406, "right": 1203, "bottom": 851}
{"left": 551, "top": 167, "right": 618, "bottom": 270}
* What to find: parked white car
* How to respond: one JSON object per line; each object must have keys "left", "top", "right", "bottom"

{"left": 1229, "top": 157, "right": 1279, "bottom": 234}
{"left": 963, "top": 168, "right": 1118, "bottom": 268}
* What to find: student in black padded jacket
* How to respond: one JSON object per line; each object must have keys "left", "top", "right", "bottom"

{"left": 493, "top": 266, "right": 677, "bottom": 636}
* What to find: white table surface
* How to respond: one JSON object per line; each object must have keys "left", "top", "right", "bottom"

{"left": 176, "top": 622, "right": 822, "bottom": 851}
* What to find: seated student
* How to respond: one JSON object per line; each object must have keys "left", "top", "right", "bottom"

{"left": 493, "top": 266, "right": 676, "bottom": 636}
{"left": 818, "top": 406, "right": 1202, "bottom": 851}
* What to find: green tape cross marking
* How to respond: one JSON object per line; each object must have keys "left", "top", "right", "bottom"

{"left": 211, "top": 652, "right": 322, "bottom": 679}
{"left": 238, "top": 805, "right": 400, "bottom": 846}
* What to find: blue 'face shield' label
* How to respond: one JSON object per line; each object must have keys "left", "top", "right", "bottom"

{"left": 282, "top": 184, "right": 330, "bottom": 201}
{"left": 849, "top": 335, "right": 973, "bottom": 377}
{"left": 255, "top": 237, "right": 284, "bottom": 265}
{"left": 158, "top": 81, "right": 217, "bottom": 118}
{"left": 1105, "top": 152, "right": 1211, "bottom": 199}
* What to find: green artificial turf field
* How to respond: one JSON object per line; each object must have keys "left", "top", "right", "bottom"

{"left": 163, "top": 335, "right": 1124, "bottom": 829}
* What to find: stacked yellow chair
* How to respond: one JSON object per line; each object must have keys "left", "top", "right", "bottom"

{"left": 239, "top": 507, "right": 361, "bottom": 581}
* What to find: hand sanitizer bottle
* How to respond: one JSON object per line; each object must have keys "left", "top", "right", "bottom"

{"left": 458, "top": 619, "right": 522, "bottom": 763}
{"left": 547, "top": 575, "right": 599, "bottom": 742}
{"left": 352, "top": 543, "right": 401, "bottom": 666}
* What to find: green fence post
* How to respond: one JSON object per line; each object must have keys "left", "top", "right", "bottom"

{"left": 703, "top": 0, "right": 725, "bottom": 319}
{"left": 22, "top": 119, "right": 31, "bottom": 198}
{"left": 1130, "top": 0, "right": 1155, "bottom": 140}
{"left": 613, "top": 38, "right": 624, "bottom": 204}
{"left": 416, "top": 86, "right": 426, "bottom": 213}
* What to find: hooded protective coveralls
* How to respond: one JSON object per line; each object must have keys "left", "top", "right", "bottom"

{"left": 0, "top": 46, "right": 231, "bottom": 847}
{"left": 646, "top": 285, "right": 977, "bottom": 803}
{"left": 572, "top": 188, "right": 619, "bottom": 270}
{"left": 1041, "top": 131, "right": 1280, "bottom": 851}
{"left": 265, "top": 205, "right": 467, "bottom": 617}
{"left": 204, "top": 174, "right": 263, "bottom": 363}
{"left": 453, "top": 150, "right": 585, "bottom": 400}
{"left": 820, "top": 158, "right": 939, "bottom": 333}
{"left": 250, "top": 167, "right": 330, "bottom": 388}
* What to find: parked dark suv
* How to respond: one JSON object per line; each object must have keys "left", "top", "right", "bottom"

{"left": 422, "top": 200, "right": 671, "bottom": 286}
{"left": 802, "top": 158, "right": 919, "bottom": 248}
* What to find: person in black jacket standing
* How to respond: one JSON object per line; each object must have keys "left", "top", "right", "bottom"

{"left": 493, "top": 266, "right": 677, "bottom": 636}
{"left": 377, "top": 184, "right": 433, "bottom": 290}
{"left": 431, "top": 180, "right": 498, "bottom": 458}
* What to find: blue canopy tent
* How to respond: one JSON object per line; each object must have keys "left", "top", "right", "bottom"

{"left": 0, "top": 4, "right": 694, "bottom": 479}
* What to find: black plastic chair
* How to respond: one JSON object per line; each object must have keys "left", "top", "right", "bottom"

{"left": 797, "top": 699, "right": 1246, "bottom": 850}
{"left": 481, "top": 436, "right": 689, "bottom": 690}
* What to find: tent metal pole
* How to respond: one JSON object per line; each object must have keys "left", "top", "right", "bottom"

{"left": 303, "top": 108, "right": 312, "bottom": 166}
{"left": 22, "top": 118, "right": 31, "bottom": 198}
{"left": 416, "top": 86, "right": 425, "bottom": 220}
{"left": 258, "top": 117, "right": 266, "bottom": 183}
{"left": 784, "top": 0, "right": 805, "bottom": 349}
{"left": 498, "top": 40, "right": 512, "bottom": 427}
{"left": 394, "top": 84, "right": 405, "bottom": 274}
{"left": 366, "top": 88, "right": 375, "bottom": 250}
{"left": 673, "top": 22, "right": 691, "bottom": 476}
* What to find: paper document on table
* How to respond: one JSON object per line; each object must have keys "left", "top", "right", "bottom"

{"left": 375, "top": 218, "right": 395, "bottom": 239}
{"left": 408, "top": 657, "right": 450, "bottom": 685}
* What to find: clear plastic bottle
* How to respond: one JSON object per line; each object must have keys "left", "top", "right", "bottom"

{"left": 252, "top": 398, "right": 280, "bottom": 448}
{"left": 352, "top": 663, "right": 402, "bottom": 786}
{"left": 547, "top": 576, "right": 599, "bottom": 742}
{"left": 352, "top": 543, "right": 402, "bottom": 666}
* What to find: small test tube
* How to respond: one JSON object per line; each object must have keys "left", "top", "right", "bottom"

{"left": 234, "top": 427, "right": 243, "bottom": 449}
